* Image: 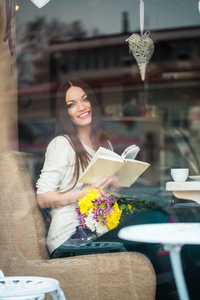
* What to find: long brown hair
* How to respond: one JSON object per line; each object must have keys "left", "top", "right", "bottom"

{"left": 55, "top": 78, "right": 110, "bottom": 190}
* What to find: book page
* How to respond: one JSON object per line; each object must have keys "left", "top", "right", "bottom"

{"left": 79, "top": 157, "right": 123, "bottom": 184}
{"left": 121, "top": 145, "right": 140, "bottom": 160}
{"left": 115, "top": 159, "right": 150, "bottom": 187}
{"left": 89, "top": 147, "right": 121, "bottom": 166}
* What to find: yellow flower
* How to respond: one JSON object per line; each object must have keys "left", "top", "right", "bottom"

{"left": 78, "top": 189, "right": 101, "bottom": 215}
{"left": 106, "top": 202, "right": 122, "bottom": 231}
{"left": 128, "top": 204, "right": 132, "bottom": 211}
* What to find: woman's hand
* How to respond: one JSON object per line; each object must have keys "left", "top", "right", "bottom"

{"left": 87, "top": 174, "right": 117, "bottom": 190}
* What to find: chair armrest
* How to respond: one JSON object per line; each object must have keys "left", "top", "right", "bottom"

{"left": 7, "top": 252, "right": 156, "bottom": 300}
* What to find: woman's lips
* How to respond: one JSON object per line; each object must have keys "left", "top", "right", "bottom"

{"left": 78, "top": 111, "right": 90, "bottom": 119}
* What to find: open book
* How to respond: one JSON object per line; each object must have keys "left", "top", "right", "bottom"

{"left": 78, "top": 145, "right": 150, "bottom": 187}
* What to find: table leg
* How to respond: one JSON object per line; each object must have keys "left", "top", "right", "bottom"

{"left": 50, "top": 288, "right": 66, "bottom": 300}
{"left": 165, "top": 244, "right": 189, "bottom": 300}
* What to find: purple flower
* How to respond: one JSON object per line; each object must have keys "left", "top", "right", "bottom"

{"left": 91, "top": 192, "right": 117, "bottom": 225}
{"left": 75, "top": 207, "right": 87, "bottom": 228}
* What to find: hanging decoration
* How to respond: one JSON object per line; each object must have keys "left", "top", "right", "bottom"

{"left": 126, "top": 0, "right": 154, "bottom": 81}
{"left": 31, "top": 0, "right": 50, "bottom": 9}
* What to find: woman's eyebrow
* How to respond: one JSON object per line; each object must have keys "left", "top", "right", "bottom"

{"left": 81, "top": 93, "right": 87, "bottom": 98}
{"left": 66, "top": 99, "right": 75, "bottom": 103}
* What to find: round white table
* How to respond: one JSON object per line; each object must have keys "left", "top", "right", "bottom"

{"left": 118, "top": 223, "right": 200, "bottom": 300}
{"left": 0, "top": 275, "right": 66, "bottom": 300}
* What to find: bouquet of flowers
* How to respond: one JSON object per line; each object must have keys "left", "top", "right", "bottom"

{"left": 76, "top": 189, "right": 122, "bottom": 236}
{"left": 76, "top": 190, "right": 162, "bottom": 238}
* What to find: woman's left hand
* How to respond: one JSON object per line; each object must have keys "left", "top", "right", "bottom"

{"left": 87, "top": 174, "right": 117, "bottom": 190}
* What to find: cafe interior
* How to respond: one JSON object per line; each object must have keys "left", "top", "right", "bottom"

{"left": 0, "top": 0, "right": 200, "bottom": 299}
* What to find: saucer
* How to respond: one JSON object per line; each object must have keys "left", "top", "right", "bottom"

{"left": 189, "top": 176, "right": 200, "bottom": 181}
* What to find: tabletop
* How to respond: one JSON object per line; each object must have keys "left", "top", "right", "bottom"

{"left": 166, "top": 181, "right": 200, "bottom": 191}
{"left": 118, "top": 223, "right": 200, "bottom": 245}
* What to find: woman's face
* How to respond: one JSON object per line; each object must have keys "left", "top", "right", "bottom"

{"left": 65, "top": 86, "right": 92, "bottom": 128}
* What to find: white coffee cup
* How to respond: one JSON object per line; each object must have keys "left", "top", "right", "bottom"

{"left": 171, "top": 168, "right": 189, "bottom": 182}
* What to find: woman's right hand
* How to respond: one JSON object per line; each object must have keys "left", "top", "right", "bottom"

{"left": 37, "top": 175, "right": 118, "bottom": 209}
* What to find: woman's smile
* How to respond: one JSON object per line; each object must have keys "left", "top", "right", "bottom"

{"left": 78, "top": 111, "right": 91, "bottom": 119}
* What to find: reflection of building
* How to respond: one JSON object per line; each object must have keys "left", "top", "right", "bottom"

{"left": 49, "top": 26, "right": 200, "bottom": 85}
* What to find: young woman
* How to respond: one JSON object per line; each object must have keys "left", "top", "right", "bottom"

{"left": 36, "top": 79, "right": 116, "bottom": 257}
